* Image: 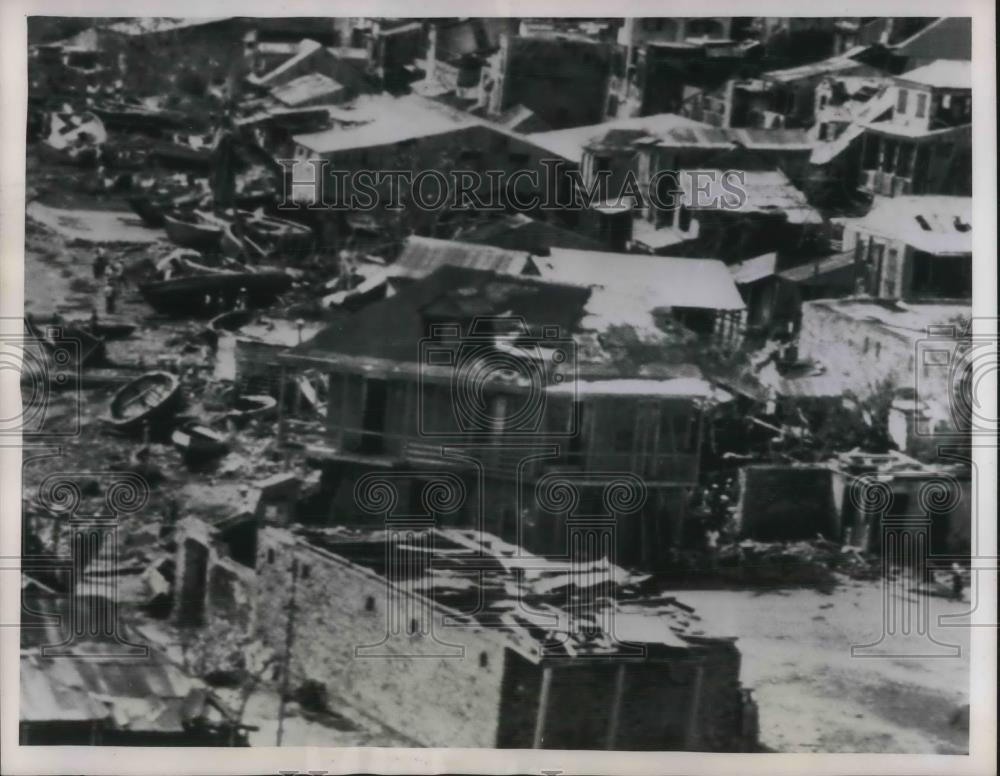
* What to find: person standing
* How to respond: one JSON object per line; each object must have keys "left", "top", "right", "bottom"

{"left": 93, "top": 248, "right": 108, "bottom": 279}
{"left": 103, "top": 280, "right": 117, "bottom": 314}
{"left": 111, "top": 258, "right": 126, "bottom": 290}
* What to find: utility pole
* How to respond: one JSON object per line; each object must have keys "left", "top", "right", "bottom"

{"left": 275, "top": 557, "right": 299, "bottom": 746}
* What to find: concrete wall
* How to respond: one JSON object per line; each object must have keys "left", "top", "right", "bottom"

{"left": 798, "top": 300, "right": 963, "bottom": 405}
{"left": 254, "top": 527, "right": 509, "bottom": 747}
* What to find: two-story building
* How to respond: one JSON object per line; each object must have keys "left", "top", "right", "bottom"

{"left": 275, "top": 265, "right": 734, "bottom": 571}
{"left": 840, "top": 195, "right": 971, "bottom": 301}
{"left": 858, "top": 60, "right": 972, "bottom": 197}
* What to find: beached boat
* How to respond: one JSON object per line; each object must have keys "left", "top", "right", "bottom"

{"left": 225, "top": 394, "right": 277, "bottom": 426}
{"left": 139, "top": 270, "right": 292, "bottom": 316}
{"left": 163, "top": 211, "right": 224, "bottom": 252}
{"left": 127, "top": 196, "right": 168, "bottom": 227}
{"left": 208, "top": 309, "right": 254, "bottom": 333}
{"left": 172, "top": 421, "right": 229, "bottom": 465}
{"left": 239, "top": 210, "right": 314, "bottom": 254}
{"left": 91, "top": 101, "right": 192, "bottom": 134}
{"left": 107, "top": 371, "right": 182, "bottom": 434}
{"left": 86, "top": 319, "right": 137, "bottom": 340}
{"left": 150, "top": 137, "right": 213, "bottom": 172}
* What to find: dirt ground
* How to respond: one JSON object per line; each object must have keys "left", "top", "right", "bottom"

{"left": 678, "top": 583, "right": 971, "bottom": 753}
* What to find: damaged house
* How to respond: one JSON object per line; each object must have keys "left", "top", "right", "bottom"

{"left": 275, "top": 265, "right": 736, "bottom": 571}
{"left": 20, "top": 588, "right": 248, "bottom": 746}
{"left": 858, "top": 60, "right": 972, "bottom": 197}
{"left": 172, "top": 517, "right": 759, "bottom": 750}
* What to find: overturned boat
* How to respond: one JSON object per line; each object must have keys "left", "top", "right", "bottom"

{"left": 139, "top": 269, "right": 292, "bottom": 316}
{"left": 127, "top": 196, "right": 169, "bottom": 228}
{"left": 208, "top": 308, "right": 254, "bottom": 333}
{"left": 172, "top": 421, "right": 229, "bottom": 466}
{"left": 225, "top": 394, "right": 277, "bottom": 426}
{"left": 107, "top": 371, "right": 182, "bottom": 434}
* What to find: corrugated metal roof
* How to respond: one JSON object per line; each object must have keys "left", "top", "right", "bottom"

{"left": 24, "top": 656, "right": 206, "bottom": 732}
{"left": 679, "top": 168, "right": 822, "bottom": 224}
{"left": 20, "top": 658, "right": 111, "bottom": 723}
{"left": 393, "top": 236, "right": 531, "bottom": 279}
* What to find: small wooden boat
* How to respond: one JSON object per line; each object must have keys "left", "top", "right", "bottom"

{"left": 139, "top": 270, "right": 292, "bottom": 316}
{"left": 225, "top": 394, "right": 277, "bottom": 426}
{"left": 86, "top": 319, "right": 137, "bottom": 340}
{"left": 219, "top": 221, "right": 268, "bottom": 261}
{"left": 127, "top": 196, "right": 168, "bottom": 228}
{"left": 107, "top": 371, "right": 182, "bottom": 434}
{"left": 208, "top": 309, "right": 254, "bottom": 333}
{"left": 163, "top": 211, "right": 224, "bottom": 252}
{"left": 239, "top": 210, "right": 314, "bottom": 254}
{"left": 150, "top": 139, "right": 213, "bottom": 172}
{"left": 172, "top": 421, "right": 229, "bottom": 465}
{"left": 91, "top": 102, "right": 192, "bottom": 134}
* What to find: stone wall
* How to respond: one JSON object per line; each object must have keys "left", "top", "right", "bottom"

{"left": 254, "top": 527, "right": 509, "bottom": 747}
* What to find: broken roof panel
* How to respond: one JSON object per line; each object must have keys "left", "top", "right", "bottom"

{"left": 288, "top": 265, "right": 590, "bottom": 366}
{"left": 761, "top": 46, "right": 878, "bottom": 83}
{"left": 656, "top": 126, "right": 812, "bottom": 151}
{"left": 392, "top": 236, "right": 531, "bottom": 279}
{"left": 845, "top": 195, "right": 972, "bottom": 254}
{"left": 271, "top": 72, "right": 346, "bottom": 107}
{"left": 248, "top": 38, "right": 325, "bottom": 87}
{"left": 290, "top": 524, "right": 709, "bottom": 658}
{"left": 20, "top": 658, "right": 111, "bottom": 723}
